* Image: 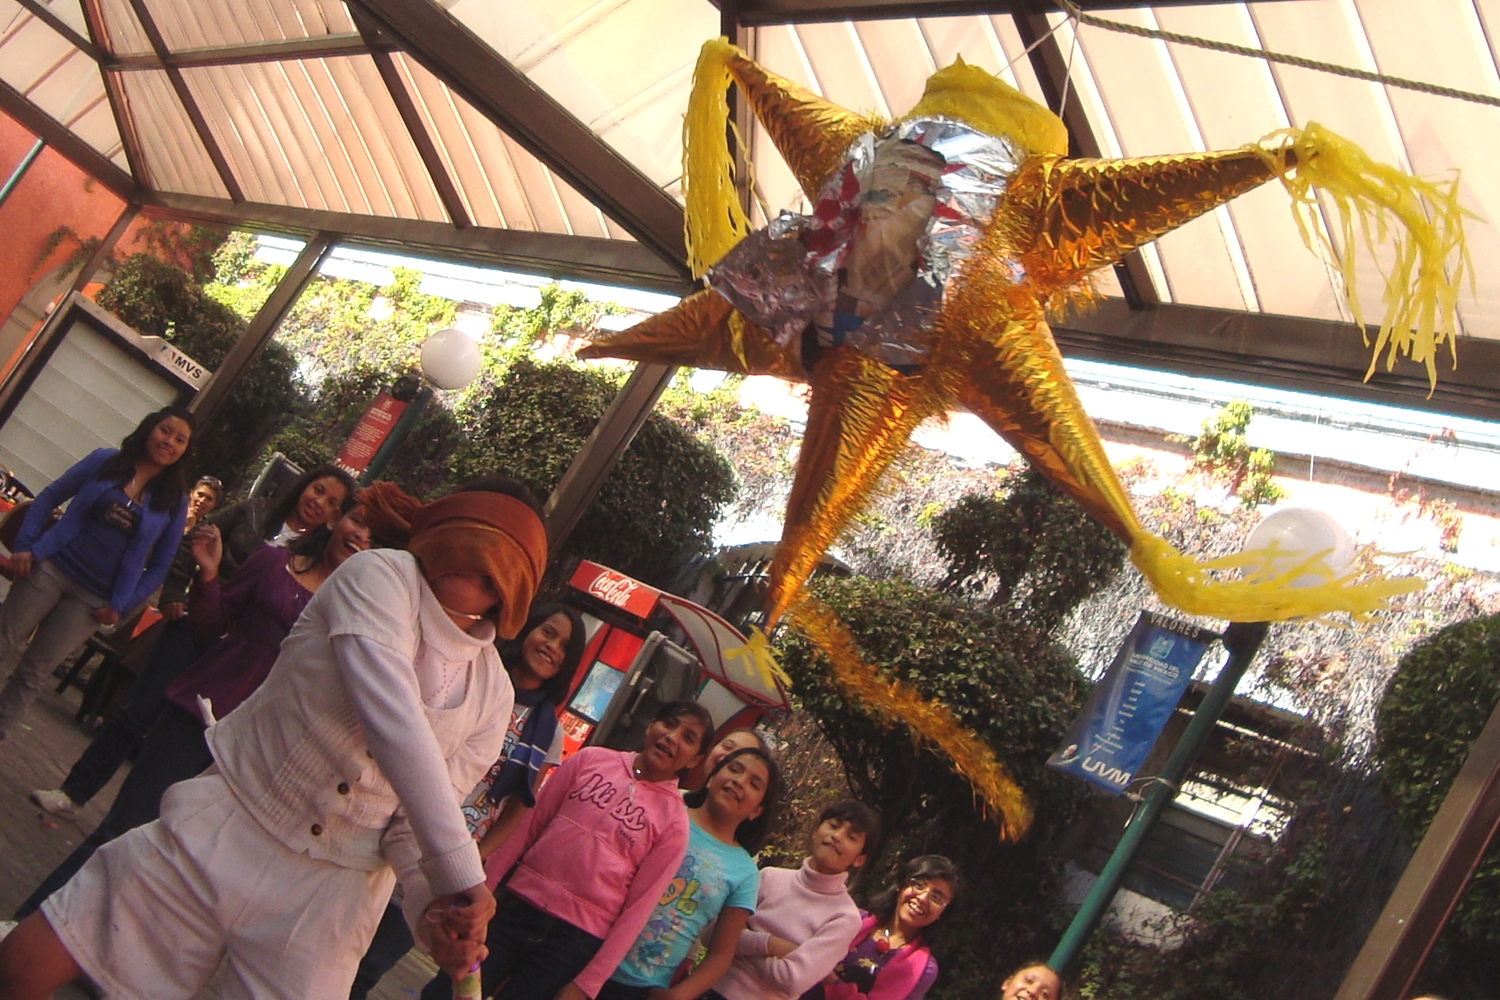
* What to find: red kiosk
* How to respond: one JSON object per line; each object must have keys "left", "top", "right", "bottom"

{"left": 555, "top": 560, "right": 789, "bottom": 761}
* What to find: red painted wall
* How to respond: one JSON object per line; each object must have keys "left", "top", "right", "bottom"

{"left": 0, "top": 109, "right": 203, "bottom": 328}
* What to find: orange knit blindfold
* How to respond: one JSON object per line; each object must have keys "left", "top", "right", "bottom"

{"left": 409, "top": 493, "right": 547, "bottom": 640}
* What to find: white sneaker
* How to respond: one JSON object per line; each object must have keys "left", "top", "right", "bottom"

{"left": 0, "top": 919, "right": 16, "bottom": 942}
{"left": 29, "top": 788, "right": 78, "bottom": 820}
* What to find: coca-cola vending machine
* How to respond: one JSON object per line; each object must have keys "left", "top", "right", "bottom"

{"left": 556, "top": 560, "right": 789, "bottom": 761}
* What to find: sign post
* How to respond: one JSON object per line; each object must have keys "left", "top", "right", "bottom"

{"left": 1047, "top": 620, "right": 1269, "bottom": 974}
{"left": 333, "top": 393, "right": 407, "bottom": 480}
{"left": 1048, "top": 612, "right": 1216, "bottom": 796}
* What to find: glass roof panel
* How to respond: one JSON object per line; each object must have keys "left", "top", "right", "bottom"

{"left": 1, "top": 6, "right": 86, "bottom": 93}
{"left": 6, "top": 0, "right": 1496, "bottom": 359}
{"left": 787, "top": 20, "right": 891, "bottom": 117}
{"left": 117, "top": 69, "right": 228, "bottom": 197}
{"left": 0, "top": 6, "right": 123, "bottom": 165}
{"left": 279, "top": 56, "right": 416, "bottom": 216}
{"left": 1355, "top": 0, "right": 1500, "bottom": 340}
{"left": 69, "top": 93, "right": 122, "bottom": 161}
{"left": 142, "top": 0, "right": 354, "bottom": 49}
{"left": 853, "top": 17, "right": 937, "bottom": 116}
{"left": 97, "top": 0, "right": 151, "bottom": 55}
{"left": 1152, "top": 4, "right": 1341, "bottom": 322}
{"left": 447, "top": 0, "right": 717, "bottom": 188}
{"left": 180, "top": 57, "right": 447, "bottom": 220}
{"left": 1247, "top": 0, "right": 1406, "bottom": 324}
{"left": 1065, "top": 12, "right": 1249, "bottom": 310}
{"left": 26, "top": 0, "right": 88, "bottom": 37}
{"left": 389, "top": 50, "right": 617, "bottom": 237}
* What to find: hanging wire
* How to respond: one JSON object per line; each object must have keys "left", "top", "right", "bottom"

{"left": 998, "top": 11, "right": 1069, "bottom": 80}
{"left": 1056, "top": 0, "right": 1500, "bottom": 109}
{"left": 1059, "top": 10, "right": 1081, "bottom": 115}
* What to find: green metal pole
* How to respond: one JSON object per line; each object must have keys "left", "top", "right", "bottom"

{"left": 359, "top": 386, "right": 433, "bottom": 486}
{"left": 0, "top": 139, "right": 45, "bottom": 211}
{"left": 1048, "top": 620, "right": 1270, "bottom": 974}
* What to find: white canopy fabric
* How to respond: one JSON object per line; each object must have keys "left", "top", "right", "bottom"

{"left": 2, "top": 0, "right": 1497, "bottom": 412}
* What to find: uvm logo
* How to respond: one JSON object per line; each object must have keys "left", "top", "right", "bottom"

{"left": 1082, "top": 756, "right": 1131, "bottom": 787}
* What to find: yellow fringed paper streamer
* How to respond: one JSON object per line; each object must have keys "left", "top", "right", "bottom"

{"left": 788, "top": 595, "right": 1034, "bottom": 841}
{"left": 902, "top": 56, "right": 1068, "bottom": 158}
{"left": 1129, "top": 535, "right": 1422, "bottom": 624}
{"left": 683, "top": 37, "right": 752, "bottom": 279}
{"left": 724, "top": 628, "right": 794, "bottom": 693}
{"left": 1254, "top": 123, "right": 1473, "bottom": 390}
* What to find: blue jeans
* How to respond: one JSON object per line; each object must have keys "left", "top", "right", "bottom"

{"left": 350, "top": 903, "right": 416, "bottom": 1000}
{"left": 15, "top": 702, "right": 211, "bottom": 918}
{"left": 59, "top": 619, "right": 198, "bottom": 805}
{"left": 419, "top": 894, "right": 603, "bottom": 1000}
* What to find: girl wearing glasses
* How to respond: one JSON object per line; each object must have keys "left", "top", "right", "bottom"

{"left": 802, "top": 855, "right": 961, "bottom": 1000}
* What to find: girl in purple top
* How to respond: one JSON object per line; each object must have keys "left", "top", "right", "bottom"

{"left": 15, "top": 500, "right": 373, "bottom": 919}
{"left": 803, "top": 855, "right": 960, "bottom": 1000}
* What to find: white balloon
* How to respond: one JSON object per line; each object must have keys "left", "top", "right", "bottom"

{"left": 1242, "top": 507, "right": 1354, "bottom": 588}
{"left": 420, "top": 328, "right": 482, "bottom": 390}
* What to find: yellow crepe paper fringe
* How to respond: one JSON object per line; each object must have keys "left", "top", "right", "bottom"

{"left": 1130, "top": 534, "right": 1422, "bottom": 624}
{"left": 724, "top": 628, "right": 794, "bottom": 692}
{"left": 1254, "top": 122, "right": 1473, "bottom": 390}
{"left": 901, "top": 55, "right": 1069, "bottom": 158}
{"left": 684, "top": 37, "right": 753, "bottom": 279}
{"left": 788, "top": 594, "right": 1034, "bottom": 841}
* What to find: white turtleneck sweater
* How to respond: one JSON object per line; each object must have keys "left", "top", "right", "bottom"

{"left": 714, "top": 859, "right": 863, "bottom": 1000}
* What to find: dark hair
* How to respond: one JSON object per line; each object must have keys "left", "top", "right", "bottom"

{"left": 710, "top": 727, "right": 769, "bottom": 753}
{"left": 500, "top": 602, "right": 586, "bottom": 707}
{"left": 454, "top": 475, "right": 543, "bottom": 516}
{"left": 285, "top": 487, "right": 362, "bottom": 562}
{"left": 815, "top": 799, "right": 883, "bottom": 872}
{"left": 683, "top": 746, "right": 783, "bottom": 853}
{"left": 1004, "top": 962, "right": 1065, "bottom": 1000}
{"left": 263, "top": 464, "right": 357, "bottom": 539}
{"left": 869, "top": 855, "right": 962, "bottom": 947}
{"left": 97, "top": 406, "right": 196, "bottom": 513}
{"left": 651, "top": 700, "right": 715, "bottom": 750}
{"left": 193, "top": 476, "right": 223, "bottom": 501}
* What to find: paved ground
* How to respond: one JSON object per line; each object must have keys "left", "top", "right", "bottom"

{"left": 1, "top": 682, "right": 440, "bottom": 999}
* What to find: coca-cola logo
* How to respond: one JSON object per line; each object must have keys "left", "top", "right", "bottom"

{"left": 588, "top": 571, "right": 640, "bottom": 608}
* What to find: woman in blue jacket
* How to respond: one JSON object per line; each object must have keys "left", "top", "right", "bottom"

{"left": 0, "top": 405, "right": 195, "bottom": 739}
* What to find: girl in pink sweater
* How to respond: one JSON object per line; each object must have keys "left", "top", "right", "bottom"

{"left": 711, "top": 800, "right": 880, "bottom": 1000}
{"left": 422, "top": 701, "right": 713, "bottom": 1000}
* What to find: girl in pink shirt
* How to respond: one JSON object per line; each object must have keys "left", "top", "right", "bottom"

{"left": 424, "top": 701, "right": 713, "bottom": 1000}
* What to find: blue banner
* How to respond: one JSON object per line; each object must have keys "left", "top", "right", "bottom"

{"left": 1048, "top": 612, "right": 1216, "bottom": 796}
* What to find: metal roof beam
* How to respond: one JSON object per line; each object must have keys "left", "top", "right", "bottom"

{"left": 0, "top": 79, "right": 139, "bottom": 199}
{"left": 14, "top": 0, "right": 104, "bottom": 60}
{"left": 79, "top": 0, "right": 150, "bottom": 187}
{"left": 111, "top": 34, "right": 372, "bottom": 71}
{"left": 352, "top": 12, "right": 471, "bottom": 230}
{"left": 1051, "top": 298, "right": 1500, "bottom": 421}
{"left": 348, "top": 0, "right": 691, "bottom": 280}
{"left": 1012, "top": 3, "right": 1158, "bottom": 308}
{"left": 142, "top": 192, "right": 694, "bottom": 295}
{"left": 125, "top": 0, "right": 244, "bottom": 202}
